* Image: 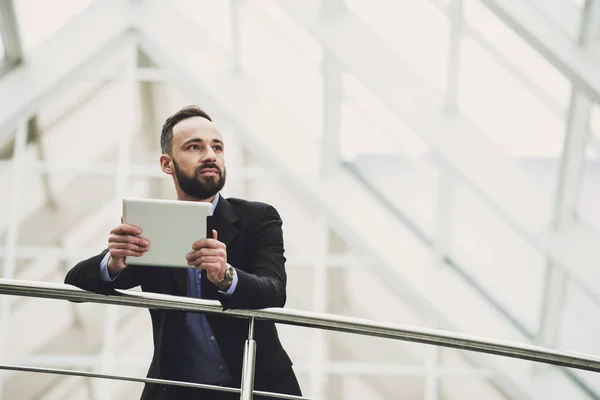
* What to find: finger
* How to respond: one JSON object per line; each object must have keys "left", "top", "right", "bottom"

{"left": 109, "top": 234, "right": 149, "bottom": 247}
{"left": 110, "top": 242, "right": 148, "bottom": 253}
{"left": 191, "top": 239, "right": 208, "bottom": 251}
{"left": 111, "top": 224, "right": 142, "bottom": 236}
{"left": 199, "top": 262, "right": 221, "bottom": 273}
{"left": 111, "top": 249, "right": 145, "bottom": 258}
{"left": 212, "top": 229, "right": 218, "bottom": 240}
{"left": 192, "top": 238, "right": 224, "bottom": 251}
{"left": 187, "top": 248, "right": 224, "bottom": 262}
{"left": 197, "top": 256, "right": 222, "bottom": 264}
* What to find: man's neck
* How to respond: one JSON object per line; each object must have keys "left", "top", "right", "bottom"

{"left": 176, "top": 191, "right": 216, "bottom": 203}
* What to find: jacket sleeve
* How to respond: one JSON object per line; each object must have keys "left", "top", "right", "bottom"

{"left": 64, "top": 249, "right": 143, "bottom": 294}
{"left": 219, "top": 205, "right": 287, "bottom": 310}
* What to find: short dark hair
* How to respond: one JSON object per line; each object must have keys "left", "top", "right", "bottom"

{"left": 160, "top": 105, "right": 212, "bottom": 154}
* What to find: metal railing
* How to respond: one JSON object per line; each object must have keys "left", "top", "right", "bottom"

{"left": 1, "top": 278, "right": 600, "bottom": 399}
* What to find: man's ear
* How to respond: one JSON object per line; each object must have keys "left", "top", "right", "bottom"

{"left": 160, "top": 154, "right": 174, "bottom": 175}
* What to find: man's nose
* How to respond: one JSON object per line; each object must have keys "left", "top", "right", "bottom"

{"left": 202, "top": 147, "right": 217, "bottom": 162}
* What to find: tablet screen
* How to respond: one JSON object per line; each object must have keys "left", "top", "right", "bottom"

{"left": 123, "top": 198, "right": 212, "bottom": 268}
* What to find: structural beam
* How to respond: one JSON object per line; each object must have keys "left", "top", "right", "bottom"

{"left": 0, "top": 118, "right": 27, "bottom": 396}
{"left": 0, "top": 0, "right": 132, "bottom": 142}
{"left": 321, "top": 50, "right": 342, "bottom": 174}
{"left": 538, "top": 91, "right": 591, "bottom": 348}
{"left": 275, "top": 0, "right": 600, "bottom": 317}
{"left": 580, "top": 0, "right": 600, "bottom": 46}
{"left": 537, "top": 0, "right": 599, "bottom": 350}
{"left": 444, "top": 0, "right": 464, "bottom": 112}
{"left": 478, "top": 0, "right": 600, "bottom": 103}
{"left": 0, "top": 0, "right": 23, "bottom": 73}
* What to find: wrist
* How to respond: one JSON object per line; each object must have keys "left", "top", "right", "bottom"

{"left": 107, "top": 256, "right": 125, "bottom": 275}
{"left": 215, "top": 265, "right": 235, "bottom": 291}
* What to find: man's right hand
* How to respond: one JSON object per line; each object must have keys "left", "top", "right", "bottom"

{"left": 107, "top": 224, "right": 149, "bottom": 274}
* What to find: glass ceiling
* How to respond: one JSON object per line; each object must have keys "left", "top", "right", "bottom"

{"left": 0, "top": 0, "right": 594, "bottom": 159}
{"left": 13, "top": 0, "right": 94, "bottom": 52}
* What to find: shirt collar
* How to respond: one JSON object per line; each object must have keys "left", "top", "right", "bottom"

{"left": 210, "top": 192, "right": 220, "bottom": 216}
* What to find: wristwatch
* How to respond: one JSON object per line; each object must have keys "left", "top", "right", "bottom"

{"left": 216, "top": 264, "right": 236, "bottom": 291}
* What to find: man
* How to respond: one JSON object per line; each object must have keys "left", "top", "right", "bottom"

{"left": 65, "top": 106, "right": 301, "bottom": 400}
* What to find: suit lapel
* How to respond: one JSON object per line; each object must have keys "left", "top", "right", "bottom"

{"left": 168, "top": 195, "right": 239, "bottom": 298}
{"left": 211, "top": 195, "right": 240, "bottom": 249}
{"left": 201, "top": 196, "right": 240, "bottom": 298}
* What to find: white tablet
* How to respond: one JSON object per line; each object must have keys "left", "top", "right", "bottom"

{"left": 122, "top": 197, "right": 212, "bottom": 268}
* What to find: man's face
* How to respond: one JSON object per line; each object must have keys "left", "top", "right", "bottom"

{"left": 163, "top": 116, "right": 226, "bottom": 200}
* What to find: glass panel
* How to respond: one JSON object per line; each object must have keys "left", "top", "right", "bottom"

{"left": 345, "top": 0, "right": 449, "bottom": 91}
{"left": 173, "top": 0, "right": 233, "bottom": 53}
{"left": 341, "top": 74, "right": 437, "bottom": 236}
{"left": 459, "top": 43, "right": 566, "bottom": 159}
{"left": 528, "top": 0, "right": 582, "bottom": 40}
{"left": 560, "top": 280, "right": 600, "bottom": 393}
{"left": 239, "top": 2, "right": 322, "bottom": 139}
{"left": 341, "top": 73, "right": 546, "bottom": 333}
{"left": 450, "top": 180, "right": 546, "bottom": 334}
{"left": 463, "top": 0, "right": 570, "bottom": 112}
{"left": 14, "top": 0, "right": 94, "bottom": 52}
{"left": 577, "top": 145, "right": 600, "bottom": 231}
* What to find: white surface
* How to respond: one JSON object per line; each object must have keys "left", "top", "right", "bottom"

{"left": 122, "top": 198, "right": 211, "bottom": 268}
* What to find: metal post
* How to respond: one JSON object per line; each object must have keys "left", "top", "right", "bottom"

{"left": 0, "top": 0, "right": 23, "bottom": 69}
{"left": 425, "top": 333, "right": 440, "bottom": 400}
{"left": 240, "top": 317, "right": 257, "bottom": 400}
{"left": 97, "top": 34, "right": 139, "bottom": 400}
{"left": 426, "top": 158, "right": 453, "bottom": 400}
{"left": 231, "top": 0, "right": 242, "bottom": 73}
{"left": 444, "top": 0, "right": 464, "bottom": 112}
{"left": 580, "top": 0, "right": 600, "bottom": 46}
{"left": 0, "top": 118, "right": 27, "bottom": 398}
{"left": 309, "top": 218, "right": 329, "bottom": 398}
{"left": 321, "top": 51, "right": 342, "bottom": 175}
{"left": 536, "top": 0, "right": 597, "bottom": 357}
{"left": 321, "top": 0, "right": 344, "bottom": 175}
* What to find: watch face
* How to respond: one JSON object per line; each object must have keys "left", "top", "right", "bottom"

{"left": 226, "top": 267, "right": 235, "bottom": 278}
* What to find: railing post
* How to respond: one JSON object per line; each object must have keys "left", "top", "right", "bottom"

{"left": 240, "top": 317, "right": 257, "bottom": 400}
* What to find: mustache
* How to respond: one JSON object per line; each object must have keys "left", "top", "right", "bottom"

{"left": 196, "top": 164, "right": 222, "bottom": 175}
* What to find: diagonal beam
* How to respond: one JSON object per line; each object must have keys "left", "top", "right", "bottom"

{"left": 478, "top": 0, "right": 600, "bottom": 103}
{"left": 274, "top": 0, "right": 600, "bottom": 311}
{"left": 0, "top": 0, "right": 132, "bottom": 145}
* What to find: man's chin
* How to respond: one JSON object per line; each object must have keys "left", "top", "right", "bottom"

{"left": 197, "top": 176, "right": 220, "bottom": 187}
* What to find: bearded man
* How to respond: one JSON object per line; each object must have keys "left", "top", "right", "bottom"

{"left": 65, "top": 105, "right": 301, "bottom": 400}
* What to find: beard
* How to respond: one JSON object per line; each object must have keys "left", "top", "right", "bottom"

{"left": 173, "top": 160, "right": 226, "bottom": 200}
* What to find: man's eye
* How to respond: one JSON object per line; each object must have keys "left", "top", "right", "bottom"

{"left": 214, "top": 145, "right": 223, "bottom": 151}
{"left": 189, "top": 145, "right": 200, "bottom": 150}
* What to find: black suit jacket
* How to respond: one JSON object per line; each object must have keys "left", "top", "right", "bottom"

{"left": 64, "top": 197, "right": 297, "bottom": 399}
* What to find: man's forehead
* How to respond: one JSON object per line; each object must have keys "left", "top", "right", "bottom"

{"left": 172, "top": 117, "right": 222, "bottom": 142}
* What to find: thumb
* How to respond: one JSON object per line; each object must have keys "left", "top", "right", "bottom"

{"left": 212, "top": 229, "right": 218, "bottom": 240}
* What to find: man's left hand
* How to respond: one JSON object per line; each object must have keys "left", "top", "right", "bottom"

{"left": 187, "top": 229, "right": 227, "bottom": 284}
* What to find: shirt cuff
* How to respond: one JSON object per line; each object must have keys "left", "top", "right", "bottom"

{"left": 219, "top": 264, "right": 238, "bottom": 296}
{"left": 99, "top": 252, "right": 119, "bottom": 282}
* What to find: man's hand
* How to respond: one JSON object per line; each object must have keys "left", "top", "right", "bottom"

{"left": 107, "top": 222, "right": 149, "bottom": 275}
{"left": 187, "top": 230, "right": 227, "bottom": 284}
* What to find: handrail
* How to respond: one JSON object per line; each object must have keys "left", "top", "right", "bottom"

{"left": 1, "top": 278, "right": 600, "bottom": 373}
{"left": 0, "top": 364, "right": 306, "bottom": 400}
